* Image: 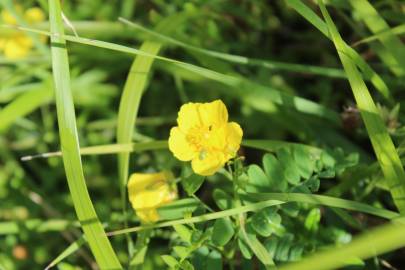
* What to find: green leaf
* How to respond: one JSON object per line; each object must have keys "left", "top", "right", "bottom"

{"left": 206, "top": 250, "right": 222, "bottom": 270}
{"left": 247, "top": 165, "right": 270, "bottom": 192}
{"left": 158, "top": 198, "right": 200, "bottom": 220}
{"left": 48, "top": 0, "right": 121, "bottom": 268}
{"left": 238, "top": 237, "right": 252, "bottom": 259}
{"left": 263, "top": 153, "right": 287, "bottom": 192}
{"left": 173, "top": 224, "right": 192, "bottom": 244}
{"left": 211, "top": 217, "right": 234, "bottom": 246}
{"left": 293, "top": 146, "right": 314, "bottom": 179}
{"left": 277, "top": 148, "right": 301, "bottom": 185}
{"left": 182, "top": 174, "right": 205, "bottom": 196}
{"left": 251, "top": 207, "right": 284, "bottom": 237}
{"left": 45, "top": 236, "right": 86, "bottom": 270}
{"left": 318, "top": 0, "right": 405, "bottom": 214}
{"left": 173, "top": 246, "right": 189, "bottom": 260}
{"left": 161, "top": 255, "right": 179, "bottom": 269}
{"left": 304, "top": 208, "right": 321, "bottom": 232}
{"left": 213, "top": 189, "right": 233, "bottom": 210}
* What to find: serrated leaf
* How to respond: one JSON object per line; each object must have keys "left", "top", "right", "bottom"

{"left": 182, "top": 174, "right": 205, "bottom": 196}
{"left": 212, "top": 217, "right": 234, "bottom": 246}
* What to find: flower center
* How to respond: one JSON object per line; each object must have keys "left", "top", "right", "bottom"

{"left": 186, "top": 125, "right": 212, "bottom": 152}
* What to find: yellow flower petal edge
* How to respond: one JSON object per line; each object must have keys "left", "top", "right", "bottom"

{"left": 169, "top": 100, "right": 243, "bottom": 176}
{"left": 0, "top": 6, "right": 46, "bottom": 59}
{"left": 127, "top": 172, "right": 177, "bottom": 223}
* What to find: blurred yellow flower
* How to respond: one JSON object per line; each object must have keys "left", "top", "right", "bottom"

{"left": 169, "top": 100, "right": 243, "bottom": 176}
{"left": 0, "top": 6, "right": 45, "bottom": 59}
{"left": 127, "top": 172, "right": 177, "bottom": 223}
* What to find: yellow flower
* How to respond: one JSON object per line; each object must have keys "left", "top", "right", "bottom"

{"left": 169, "top": 100, "right": 243, "bottom": 176}
{"left": 127, "top": 172, "right": 177, "bottom": 223}
{"left": 0, "top": 7, "right": 45, "bottom": 59}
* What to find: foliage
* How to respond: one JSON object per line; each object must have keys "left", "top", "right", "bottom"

{"left": 1, "top": 0, "right": 405, "bottom": 269}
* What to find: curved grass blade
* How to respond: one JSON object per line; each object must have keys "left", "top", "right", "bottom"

{"left": 348, "top": 0, "right": 405, "bottom": 76}
{"left": 119, "top": 18, "right": 346, "bottom": 79}
{"left": 107, "top": 192, "right": 399, "bottom": 237}
{"left": 286, "top": 0, "right": 392, "bottom": 103}
{"left": 353, "top": 24, "right": 405, "bottom": 46}
{"left": 247, "top": 193, "right": 399, "bottom": 220}
{"left": 318, "top": 0, "right": 405, "bottom": 214}
{"left": 48, "top": 0, "right": 122, "bottom": 268}
{"left": 0, "top": 88, "right": 52, "bottom": 133}
{"left": 45, "top": 236, "right": 86, "bottom": 270}
{"left": 279, "top": 221, "right": 405, "bottom": 270}
{"left": 5, "top": 25, "right": 340, "bottom": 124}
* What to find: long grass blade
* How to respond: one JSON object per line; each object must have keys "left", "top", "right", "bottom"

{"left": 4, "top": 24, "right": 341, "bottom": 123}
{"left": 119, "top": 18, "right": 346, "bottom": 79}
{"left": 318, "top": 0, "right": 405, "bottom": 214}
{"left": 348, "top": 0, "right": 405, "bottom": 76}
{"left": 48, "top": 0, "right": 122, "bottom": 268}
{"left": 286, "top": 0, "right": 392, "bottom": 102}
{"left": 107, "top": 192, "right": 399, "bottom": 236}
{"left": 279, "top": 220, "right": 405, "bottom": 270}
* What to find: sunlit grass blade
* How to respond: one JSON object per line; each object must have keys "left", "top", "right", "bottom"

{"left": 48, "top": 0, "right": 122, "bottom": 268}
{"left": 279, "top": 221, "right": 405, "bottom": 270}
{"left": 318, "top": 0, "right": 405, "bottom": 214}
{"left": 44, "top": 236, "right": 86, "bottom": 270}
{"left": 246, "top": 193, "right": 399, "bottom": 220}
{"left": 21, "top": 139, "right": 319, "bottom": 160}
{"left": 353, "top": 23, "right": 405, "bottom": 46}
{"left": 286, "top": 0, "right": 392, "bottom": 102}
{"left": 107, "top": 192, "right": 399, "bottom": 237}
{"left": 348, "top": 0, "right": 405, "bottom": 76}
{"left": 4, "top": 24, "right": 340, "bottom": 123}
{"left": 119, "top": 17, "right": 346, "bottom": 79}
{"left": 0, "top": 88, "right": 52, "bottom": 133}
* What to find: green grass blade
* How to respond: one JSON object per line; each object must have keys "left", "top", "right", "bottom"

{"left": 247, "top": 193, "right": 399, "bottom": 220}
{"left": 48, "top": 0, "right": 122, "bottom": 268}
{"left": 349, "top": 0, "right": 405, "bottom": 76}
{"left": 279, "top": 220, "right": 405, "bottom": 270}
{"left": 116, "top": 39, "right": 161, "bottom": 231}
{"left": 286, "top": 0, "right": 392, "bottom": 102}
{"left": 108, "top": 191, "right": 399, "bottom": 237}
{"left": 119, "top": 18, "right": 346, "bottom": 79}
{"left": 353, "top": 23, "right": 405, "bottom": 46}
{"left": 21, "top": 139, "right": 319, "bottom": 161}
{"left": 318, "top": 0, "right": 405, "bottom": 214}
{"left": 5, "top": 25, "right": 340, "bottom": 123}
{"left": 45, "top": 236, "right": 86, "bottom": 270}
{"left": 0, "top": 88, "right": 52, "bottom": 133}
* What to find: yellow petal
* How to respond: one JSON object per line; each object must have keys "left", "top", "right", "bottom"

{"left": 1, "top": 10, "right": 17, "bottom": 25}
{"left": 177, "top": 102, "right": 201, "bottom": 132}
{"left": 192, "top": 151, "right": 225, "bottom": 176}
{"left": 225, "top": 122, "right": 243, "bottom": 159}
{"left": 199, "top": 100, "right": 228, "bottom": 128}
{"left": 24, "top": 7, "right": 45, "bottom": 24}
{"left": 136, "top": 208, "right": 160, "bottom": 223}
{"left": 4, "top": 37, "right": 30, "bottom": 59}
{"left": 0, "top": 38, "right": 6, "bottom": 51}
{"left": 168, "top": 127, "right": 195, "bottom": 161}
{"left": 127, "top": 172, "right": 177, "bottom": 223}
